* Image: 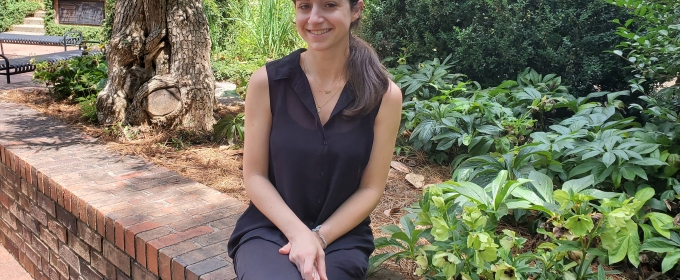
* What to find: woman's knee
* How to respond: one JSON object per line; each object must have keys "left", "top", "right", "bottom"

{"left": 234, "top": 238, "right": 301, "bottom": 280}
{"left": 324, "top": 249, "right": 369, "bottom": 279}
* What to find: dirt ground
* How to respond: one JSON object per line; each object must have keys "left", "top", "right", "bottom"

{"left": 0, "top": 87, "right": 451, "bottom": 279}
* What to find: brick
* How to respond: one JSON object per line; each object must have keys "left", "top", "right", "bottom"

{"left": 36, "top": 191, "right": 55, "bottom": 217}
{"left": 104, "top": 240, "right": 131, "bottom": 276}
{"left": 185, "top": 200, "right": 241, "bottom": 217}
{"left": 80, "top": 259, "right": 104, "bottom": 280}
{"left": 192, "top": 228, "right": 233, "bottom": 247}
{"left": 209, "top": 212, "right": 242, "bottom": 230}
{"left": 67, "top": 231, "right": 90, "bottom": 262}
{"left": 31, "top": 204, "right": 48, "bottom": 226}
{"left": 168, "top": 211, "right": 224, "bottom": 232}
{"left": 32, "top": 236, "right": 49, "bottom": 260}
{"left": 92, "top": 251, "right": 117, "bottom": 279}
{"left": 118, "top": 271, "right": 132, "bottom": 280}
{"left": 68, "top": 266, "right": 80, "bottom": 280}
{"left": 185, "top": 256, "right": 229, "bottom": 280}
{"left": 132, "top": 262, "right": 158, "bottom": 280}
{"left": 47, "top": 266, "right": 60, "bottom": 280}
{"left": 50, "top": 253, "right": 70, "bottom": 278}
{"left": 22, "top": 212, "right": 39, "bottom": 235}
{"left": 197, "top": 265, "right": 237, "bottom": 280}
{"left": 158, "top": 240, "right": 200, "bottom": 280}
{"left": 30, "top": 166, "right": 38, "bottom": 188}
{"left": 49, "top": 178, "right": 59, "bottom": 202}
{"left": 96, "top": 207, "right": 106, "bottom": 236}
{"left": 40, "top": 226, "right": 59, "bottom": 251}
{"left": 1, "top": 206, "right": 17, "bottom": 229}
{"left": 56, "top": 206, "right": 77, "bottom": 233}
{"left": 63, "top": 190, "right": 72, "bottom": 212}
{"left": 135, "top": 226, "right": 174, "bottom": 267}
{"left": 78, "top": 220, "right": 102, "bottom": 252}
{"left": 147, "top": 226, "right": 214, "bottom": 275}
{"left": 23, "top": 242, "right": 42, "bottom": 268}
{"left": 48, "top": 218, "right": 67, "bottom": 242}
{"left": 88, "top": 204, "right": 98, "bottom": 231}
{"left": 37, "top": 170, "right": 45, "bottom": 193}
{"left": 60, "top": 244, "right": 80, "bottom": 272}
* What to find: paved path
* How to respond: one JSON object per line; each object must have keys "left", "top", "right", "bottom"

{"left": 0, "top": 242, "right": 32, "bottom": 280}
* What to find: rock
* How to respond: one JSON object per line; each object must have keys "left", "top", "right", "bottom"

{"left": 390, "top": 161, "right": 410, "bottom": 173}
{"left": 405, "top": 173, "right": 425, "bottom": 189}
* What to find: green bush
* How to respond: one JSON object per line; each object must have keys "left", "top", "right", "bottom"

{"left": 43, "top": 0, "right": 107, "bottom": 42}
{"left": 207, "top": 0, "right": 302, "bottom": 84}
{"left": 362, "top": 0, "right": 634, "bottom": 96}
{"left": 33, "top": 54, "right": 108, "bottom": 100}
{"left": 0, "top": 0, "right": 41, "bottom": 32}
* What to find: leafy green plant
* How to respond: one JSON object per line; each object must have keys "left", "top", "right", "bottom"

{"left": 214, "top": 113, "right": 245, "bottom": 146}
{"left": 75, "top": 94, "right": 98, "bottom": 123}
{"left": 33, "top": 54, "right": 108, "bottom": 100}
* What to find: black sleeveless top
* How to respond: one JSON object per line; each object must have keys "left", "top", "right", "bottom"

{"left": 227, "top": 49, "right": 380, "bottom": 259}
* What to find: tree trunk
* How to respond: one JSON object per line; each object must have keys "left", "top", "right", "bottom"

{"left": 96, "top": 0, "right": 216, "bottom": 131}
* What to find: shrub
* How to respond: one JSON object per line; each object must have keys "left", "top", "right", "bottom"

{"left": 362, "top": 0, "right": 634, "bottom": 96}
{"left": 33, "top": 54, "right": 108, "bottom": 100}
{"left": 0, "top": 0, "right": 41, "bottom": 32}
{"left": 76, "top": 94, "right": 98, "bottom": 123}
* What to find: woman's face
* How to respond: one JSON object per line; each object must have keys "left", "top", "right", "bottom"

{"left": 294, "top": 0, "right": 362, "bottom": 52}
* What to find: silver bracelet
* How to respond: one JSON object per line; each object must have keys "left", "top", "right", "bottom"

{"left": 312, "top": 225, "right": 327, "bottom": 249}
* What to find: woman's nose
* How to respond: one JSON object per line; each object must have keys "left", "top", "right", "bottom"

{"left": 308, "top": 6, "right": 325, "bottom": 24}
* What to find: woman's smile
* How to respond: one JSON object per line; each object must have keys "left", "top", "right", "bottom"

{"left": 309, "top": 29, "right": 332, "bottom": 36}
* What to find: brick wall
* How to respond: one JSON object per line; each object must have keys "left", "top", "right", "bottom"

{"left": 0, "top": 104, "right": 244, "bottom": 280}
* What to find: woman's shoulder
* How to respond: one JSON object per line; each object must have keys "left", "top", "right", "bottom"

{"left": 265, "top": 49, "right": 305, "bottom": 80}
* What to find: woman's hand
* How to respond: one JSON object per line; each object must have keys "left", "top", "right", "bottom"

{"left": 278, "top": 231, "right": 327, "bottom": 280}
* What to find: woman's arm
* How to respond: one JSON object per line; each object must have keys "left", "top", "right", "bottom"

{"left": 317, "top": 81, "right": 403, "bottom": 244}
{"left": 243, "top": 67, "right": 327, "bottom": 280}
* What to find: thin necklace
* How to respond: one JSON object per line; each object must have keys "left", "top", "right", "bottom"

{"left": 311, "top": 84, "right": 343, "bottom": 113}
{"left": 303, "top": 53, "right": 344, "bottom": 94}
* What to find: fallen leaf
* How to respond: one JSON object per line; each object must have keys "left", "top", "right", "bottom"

{"left": 405, "top": 173, "right": 425, "bottom": 189}
{"left": 390, "top": 161, "right": 410, "bottom": 173}
{"left": 383, "top": 208, "right": 400, "bottom": 217}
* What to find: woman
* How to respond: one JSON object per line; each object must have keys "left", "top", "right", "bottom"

{"left": 226, "top": 0, "right": 402, "bottom": 279}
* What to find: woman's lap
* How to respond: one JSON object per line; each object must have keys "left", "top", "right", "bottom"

{"left": 234, "top": 238, "right": 368, "bottom": 280}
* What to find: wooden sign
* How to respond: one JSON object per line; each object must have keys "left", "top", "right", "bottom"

{"left": 57, "top": 0, "right": 105, "bottom": 26}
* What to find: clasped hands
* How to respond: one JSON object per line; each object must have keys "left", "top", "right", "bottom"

{"left": 278, "top": 229, "right": 328, "bottom": 280}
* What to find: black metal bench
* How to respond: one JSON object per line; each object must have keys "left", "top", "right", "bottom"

{"left": 0, "top": 50, "right": 85, "bottom": 84}
{"left": 0, "top": 30, "right": 83, "bottom": 55}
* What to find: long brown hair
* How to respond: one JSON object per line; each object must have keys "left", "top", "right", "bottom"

{"left": 293, "top": 0, "right": 390, "bottom": 117}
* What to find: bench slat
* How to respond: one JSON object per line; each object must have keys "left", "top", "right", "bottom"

{"left": 0, "top": 33, "right": 81, "bottom": 46}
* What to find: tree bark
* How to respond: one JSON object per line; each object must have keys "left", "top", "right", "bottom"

{"left": 97, "top": 0, "right": 216, "bottom": 131}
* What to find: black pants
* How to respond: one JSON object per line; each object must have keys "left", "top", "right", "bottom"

{"left": 234, "top": 238, "right": 368, "bottom": 279}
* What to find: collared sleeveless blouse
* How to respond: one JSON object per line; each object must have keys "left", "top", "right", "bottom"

{"left": 227, "top": 49, "right": 380, "bottom": 258}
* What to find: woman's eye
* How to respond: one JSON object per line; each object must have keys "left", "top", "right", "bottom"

{"left": 325, "top": 3, "right": 337, "bottom": 8}
{"left": 298, "top": 4, "right": 310, "bottom": 10}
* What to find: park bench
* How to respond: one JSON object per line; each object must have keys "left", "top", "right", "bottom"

{"left": 0, "top": 30, "right": 83, "bottom": 55}
{"left": 0, "top": 50, "right": 85, "bottom": 83}
{"left": 0, "top": 30, "right": 87, "bottom": 83}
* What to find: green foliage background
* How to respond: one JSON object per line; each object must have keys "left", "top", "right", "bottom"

{"left": 361, "top": 0, "right": 634, "bottom": 96}
{"left": 0, "top": 0, "right": 41, "bottom": 32}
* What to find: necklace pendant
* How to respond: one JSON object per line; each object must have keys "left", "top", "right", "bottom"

{"left": 317, "top": 107, "right": 321, "bottom": 113}
{"left": 324, "top": 90, "right": 331, "bottom": 94}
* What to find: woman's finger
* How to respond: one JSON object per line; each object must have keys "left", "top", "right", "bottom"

{"left": 278, "top": 242, "right": 292, "bottom": 255}
{"left": 302, "top": 258, "right": 316, "bottom": 280}
{"left": 316, "top": 251, "right": 328, "bottom": 280}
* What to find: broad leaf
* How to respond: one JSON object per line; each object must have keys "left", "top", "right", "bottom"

{"left": 641, "top": 237, "right": 680, "bottom": 253}
{"left": 450, "top": 182, "right": 490, "bottom": 206}
{"left": 563, "top": 175, "right": 595, "bottom": 193}
{"left": 662, "top": 251, "right": 680, "bottom": 273}
{"left": 645, "top": 212, "right": 674, "bottom": 238}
